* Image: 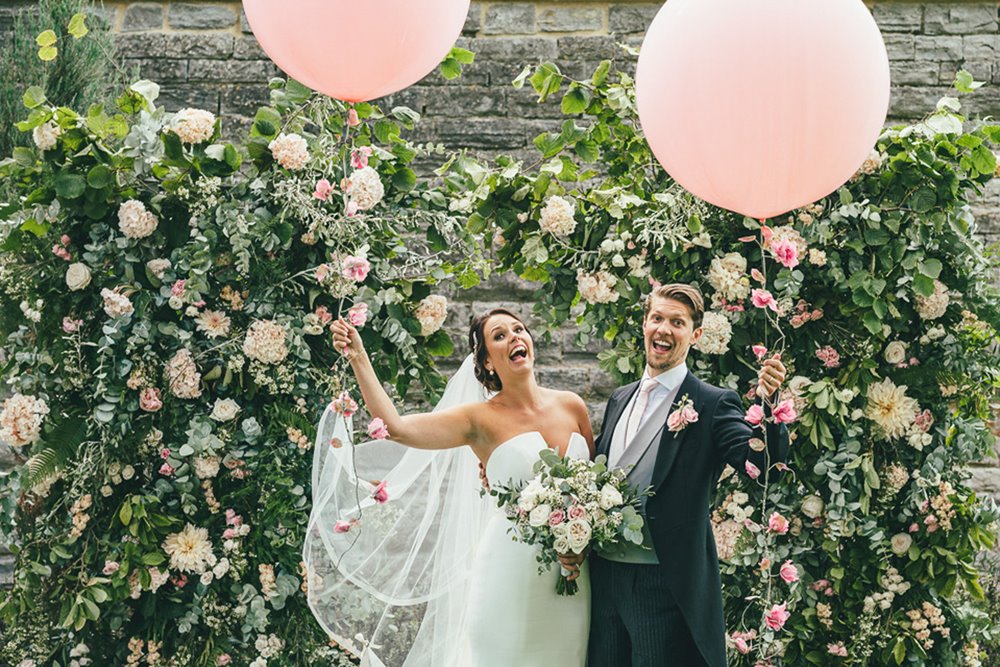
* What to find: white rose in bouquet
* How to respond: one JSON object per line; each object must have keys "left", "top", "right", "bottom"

{"left": 66, "top": 263, "right": 92, "bottom": 291}
{"left": 529, "top": 504, "right": 551, "bottom": 527}
{"left": 598, "top": 484, "right": 624, "bottom": 510}
{"left": 566, "top": 519, "right": 592, "bottom": 553}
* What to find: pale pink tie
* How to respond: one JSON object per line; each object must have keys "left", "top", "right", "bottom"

{"left": 624, "top": 378, "right": 658, "bottom": 448}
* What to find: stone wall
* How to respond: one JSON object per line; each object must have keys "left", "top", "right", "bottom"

{"left": 1, "top": 1, "right": 998, "bottom": 582}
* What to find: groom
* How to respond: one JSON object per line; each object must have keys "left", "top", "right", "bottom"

{"left": 569, "top": 283, "right": 789, "bottom": 667}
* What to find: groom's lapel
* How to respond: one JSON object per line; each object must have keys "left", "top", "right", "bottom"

{"left": 650, "top": 371, "right": 699, "bottom": 491}
{"left": 597, "top": 382, "right": 638, "bottom": 459}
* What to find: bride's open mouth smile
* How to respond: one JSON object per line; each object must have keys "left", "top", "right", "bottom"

{"left": 508, "top": 344, "right": 530, "bottom": 365}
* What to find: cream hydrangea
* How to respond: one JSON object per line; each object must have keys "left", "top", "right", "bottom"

{"left": 100, "top": 288, "right": 134, "bottom": 318}
{"left": 162, "top": 523, "right": 216, "bottom": 573}
{"left": 193, "top": 456, "right": 221, "bottom": 480}
{"left": 146, "top": 258, "right": 172, "bottom": 280}
{"left": 693, "top": 311, "right": 732, "bottom": 355}
{"left": 707, "top": 252, "right": 750, "bottom": 306}
{"left": 165, "top": 348, "right": 202, "bottom": 399}
{"left": 268, "top": 132, "right": 309, "bottom": 170}
{"left": 346, "top": 166, "right": 385, "bottom": 211}
{"left": 32, "top": 121, "right": 61, "bottom": 151}
{"left": 915, "top": 280, "right": 949, "bottom": 320}
{"left": 538, "top": 195, "right": 577, "bottom": 238}
{"left": 0, "top": 393, "right": 50, "bottom": 448}
{"left": 243, "top": 320, "right": 289, "bottom": 364}
{"left": 577, "top": 270, "right": 620, "bottom": 304}
{"left": 169, "top": 108, "right": 216, "bottom": 144}
{"left": 864, "top": 378, "right": 918, "bottom": 440}
{"left": 117, "top": 200, "right": 159, "bottom": 239}
{"left": 414, "top": 295, "right": 448, "bottom": 336}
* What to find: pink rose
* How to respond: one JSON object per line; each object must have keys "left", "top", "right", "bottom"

{"left": 103, "top": 560, "right": 121, "bottom": 575}
{"left": 348, "top": 302, "right": 369, "bottom": 327}
{"left": 171, "top": 573, "right": 188, "bottom": 588}
{"left": 160, "top": 448, "right": 171, "bottom": 460}
{"left": 908, "top": 523, "right": 919, "bottom": 533}
{"left": 62, "top": 317, "right": 83, "bottom": 333}
{"left": 314, "top": 305, "right": 333, "bottom": 325}
{"left": 779, "top": 560, "right": 798, "bottom": 583}
{"left": 222, "top": 527, "right": 237, "bottom": 540}
{"left": 751, "top": 344, "right": 768, "bottom": 360}
{"left": 811, "top": 579, "right": 830, "bottom": 591}
{"left": 367, "top": 417, "right": 389, "bottom": 440}
{"left": 648, "top": 277, "right": 661, "bottom": 288}
{"left": 334, "top": 520, "right": 353, "bottom": 534}
{"left": 216, "top": 656, "right": 232, "bottom": 666}
{"left": 568, "top": 505, "right": 587, "bottom": 520}
{"left": 139, "top": 387, "right": 163, "bottom": 412}
{"left": 346, "top": 200, "right": 359, "bottom": 217}
{"left": 341, "top": 255, "right": 370, "bottom": 282}
{"left": 332, "top": 391, "right": 358, "bottom": 418}
{"left": 768, "top": 511, "right": 789, "bottom": 534}
{"left": 772, "top": 399, "right": 797, "bottom": 424}
{"left": 52, "top": 245, "right": 71, "bottom": 261}
{"left": 772, "top": 238, "right": 799, "bottom": 268}
{"left": 313, "top": 178, "right": 334, "bottom": 201}
{"left": 764, "top": 602, "right": 790, "bottom": 630}
{"left": 745, "top": 460, "right": 761, "bottom": 479}
{"left": 548, "top": 509, "right": 565, "bottom": 526}
{"left": 351, "top": 146, "right": 373, "bottom": 170}
{"left": 347, "top": 108, "right": 360, "bottom": 127}
{"left": 733, "top": 636, "right": 749, "bottom": 654}
{"left": 171, "top": 279, "right": 186, "bottom": 297}
{"left": 61, "top": 234, "right": 71, "bottom": 246}
{"left": 225, "top": 508, "right": 241, "bottom": 526}
{"left": 159, "top": 463, "right": 174, "bottom": 476}
{"left": 667, "top": 406, "right": 698, "bottom": 432}
{"left": 745, "top": 404, "right": 764, "bottom": 426}
{"left": 372, "top": 480, "right": 389, "bottom": 504}
{"left": 760, "top": 225, "right": 774, "bottom": 246}
{"left": 751, "top": 289, "right": 779, "bottom": 312}
{"left": 315, "top": 263, "right": 331, "bottom": 283}
{"left": 827, "top": 643, "right": 848, "bottom": 657}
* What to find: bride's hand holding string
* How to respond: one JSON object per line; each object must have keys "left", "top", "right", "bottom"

{"left": 331, "top": 317, "right": 365, "bottom": 362}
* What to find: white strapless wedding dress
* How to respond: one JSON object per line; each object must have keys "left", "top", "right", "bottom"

{"left": 462, "top": 431, "right": 591, "bottom": 666}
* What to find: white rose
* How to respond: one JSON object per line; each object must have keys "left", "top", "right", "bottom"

{"left": 551, "top": 522, "right": 569, "bottom": 539}
{"left": 66, "top": 263, "right": 92, "bottom": 291}
{"left": 213, "top": 557, "right": 230, "bottom": 578}
{"left": 517, "top": 494, "right": 537, "bottom": 513}
{"left": 528, "top": 504, "right": 551, "bottom": 527}
{"left": 732, "top": 491, "right": 749, "bottom": 505}
{"left": 122, "top": 465, "right": 135, "bottom": 480}
{"left": 890, "top": 533, "right": 912, "bottom": 556}
{"left": 884, "top": 341, "right": 907, "bottom": 365}
{"left": 598, "top": 484, "right": 624, "bottom": 510}
{"left": 800, "top": 495, "right": 825, "bottom": 519}
{"left": 566, "top": 518, "right": 592, "bottom": 553}
{"left": 200, "top": 571, "right": 214, "bottom": 586}
{"left": 553, "top": 536, "right": 571, "bottom": 554}
{"left": 210, "top": 398, "right": 241, "bottom": 422}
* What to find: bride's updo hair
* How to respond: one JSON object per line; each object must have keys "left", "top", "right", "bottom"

{"left": 468, "top": 308, "right": 531, "bottom": 392}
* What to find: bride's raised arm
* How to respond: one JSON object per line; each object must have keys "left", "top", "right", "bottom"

{"left": 331, "top": 318, "right": 480, "bottom": 451}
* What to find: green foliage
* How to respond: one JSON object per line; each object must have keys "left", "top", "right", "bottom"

{"left": 0, "top": 0, "right": 123, "bottom": 160}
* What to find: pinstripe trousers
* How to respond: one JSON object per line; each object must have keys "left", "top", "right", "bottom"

{"left": 587, "top": 555, "right": 708, "bottom": 667}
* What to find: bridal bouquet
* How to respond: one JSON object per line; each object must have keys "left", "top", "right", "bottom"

{"left": 490, "top": 450, "right": 650, "bottom": 595}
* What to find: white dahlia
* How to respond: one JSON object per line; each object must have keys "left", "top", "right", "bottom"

{"left": 163, "top": 523, "right": 215, "bottom": 574}
{"left": 864, "top": 378, "right": 918, "bottom": 440}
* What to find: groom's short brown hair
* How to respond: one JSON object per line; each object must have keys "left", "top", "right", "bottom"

{"left": 643, "top": 284, "right": 705, "bottom": 329}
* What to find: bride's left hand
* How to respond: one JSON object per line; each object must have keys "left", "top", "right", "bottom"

{"left": 557, "top": 549, "right": 588, "bottom": 581}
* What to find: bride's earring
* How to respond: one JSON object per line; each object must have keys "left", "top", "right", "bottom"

{"left": 488, "top": 369, "right": 495, "bottom": 376}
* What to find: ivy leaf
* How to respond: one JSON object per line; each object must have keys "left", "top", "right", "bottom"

{"left": 954, "top": 69, "right": 984, "bottom": 94}
{"left": 440, "top": 46, "right": 474, "bottom": 80}
{"left": 561, "top": 83, "right": 591, "bottom": 115}
{"left": 970, "top": 145, "right": 996, "bottom": 175}
{"left": 22, "top": 86, "right": 46, "bottom": 109}
{"left": 36, "top": 30, "right": 57, "bottom": 47}
{"left": 67, "top": 12, "right": 88, "bottom": 39}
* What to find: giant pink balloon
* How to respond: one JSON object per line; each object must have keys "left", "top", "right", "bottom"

{"left": 243, "top": 0, "right": 470, "bottom": 103}
{"left": 635, "top": 0, "right": 890, "bottom": 220}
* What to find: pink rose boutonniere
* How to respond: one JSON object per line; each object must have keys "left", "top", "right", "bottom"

{"left": 666, "top": 394, "right": 699, "bottom": 433}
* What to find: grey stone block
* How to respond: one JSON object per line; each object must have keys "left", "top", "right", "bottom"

{"left": 890, "top": 61, "right": 943, "bottom": 86}
{"left": 168, "top": 3, "right": 238, "bottom": 31}
{"left": 157, "top": 83, "right": 221, "bottom": 114}
{"left": 924, "top": 4, "right": 998, "bottom": 35}
{"left": 557, "top": 35, "right": 618, "bottom": 61}
{"left": 914, "top": 35, "right": 963, "bottom": 61}
{"left": 969, "top": 465, "right": 1000, "bottom": 502}
{"left": 871, "top": 3, "right": 922, "bottom": 33}
{"left": 609, "top": 4, "right": 659, "bottom": 35}
{"left": 122, "top": 2, "right": 163, "bottom": 32}
{"left": 221, "top": 83, "right": 272, "bottom": 119}
{"left": 394, "top": 84, "right": 509, "bottom": 117}
{"left": 127, "top": 57, "right": 188, "bottom": 82}
{"left": 884, "top": 34, "right": 915, "bottom": 61}
{"left": 114, "top": 33, "right": 234, "bottom": 59}
{"left": 482, "top": 3, "right": 536, "bottom": 35}
{"left": 234, "top": 35, "right": 268, "bottom": 60}
{"left": 964, "top": 34, "right": 1000, "bottom": 60}
{"left": 188, "top": 58, "right": 277, "bottom": 83}
{"left": 887, "top": 85, "right": 951, "bottom": 119}
{"left": 463, "top": 36, "right": 559, "bottom": 62}
{"left": 943, "top": 60, "right": 991, "bottom": 85}
{"left": 240, "top": 8, "right": 253, "bottom": 34}
{"left": 464, "top": 2, "right": 483, "bottom": 35}
{"left": 537, "top": 6, "right": 604, "bottom": 33}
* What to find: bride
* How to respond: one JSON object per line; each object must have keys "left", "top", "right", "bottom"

{"left": 304, "top": 308, "right": 594, "bottom": 667}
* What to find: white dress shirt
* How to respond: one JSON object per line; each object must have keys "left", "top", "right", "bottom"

{"left": 608, "top": 362, "right": 689, "bottom": 466}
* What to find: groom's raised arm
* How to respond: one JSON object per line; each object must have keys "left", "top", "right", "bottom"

{"left": 712, "top": 390, "right": 789, "bottom": 480}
